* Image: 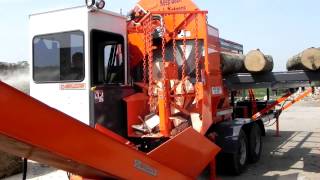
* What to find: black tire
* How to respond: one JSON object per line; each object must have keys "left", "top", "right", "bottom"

{"left": 231, "top": 129, "right": 248, "bottom": 175}
{"left": 249, "top": 123, "right": 262, "bottom": 163}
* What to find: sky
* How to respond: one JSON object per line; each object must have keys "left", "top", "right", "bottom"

{"left": 0, "top": 0, "right": 319, "bottom": 71}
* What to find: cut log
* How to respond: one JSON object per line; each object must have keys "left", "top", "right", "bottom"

{"left": 287, "top": 47, "right": 320, "bottom": 71}
{"left": 220, "top": 52, "right": 246, "bottom": 74}
{"left": 244, "top": 50, "right": 273, "bottom": 73}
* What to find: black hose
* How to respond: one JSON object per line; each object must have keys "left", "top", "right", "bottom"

{"left": 22, "top": 158, "right": 27, "bottom": 180}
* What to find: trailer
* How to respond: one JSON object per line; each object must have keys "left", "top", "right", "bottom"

{"left": 0, "top": 0, "right": 319, "bottom": 179}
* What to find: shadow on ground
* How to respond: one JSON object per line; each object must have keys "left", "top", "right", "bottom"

{"left": 214, "top": 130, "right": 320, "bottom": 180}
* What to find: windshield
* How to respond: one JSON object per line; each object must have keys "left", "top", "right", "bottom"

{"left": 33, "top": 31, "right": 84, "bottom": 83}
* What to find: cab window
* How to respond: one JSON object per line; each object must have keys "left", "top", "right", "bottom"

{"left": 33, "top": 31, "right": 84, "bottom": 82}
{"left": 91, "top": 30, "right": 125, "bottom": 85}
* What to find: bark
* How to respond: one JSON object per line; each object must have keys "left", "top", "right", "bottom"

{"left": 287, "top": 47, "right": 320, "bottom": 71}
{"left": 220, "top": 52, "right": 246, "bottom": 74}
{"left": 244, "top": 50, "right": 273, "bottom": 73}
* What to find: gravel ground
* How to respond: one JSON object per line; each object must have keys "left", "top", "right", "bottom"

{"left": 3, "top": 97, "right": 320, "bottom": 180}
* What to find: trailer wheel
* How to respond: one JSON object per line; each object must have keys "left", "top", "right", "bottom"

{"left": 249, "top": 123, "right": 262, "bottom": 163}
{"left": 231, "top": 129, "right": 248, "bottom": 175}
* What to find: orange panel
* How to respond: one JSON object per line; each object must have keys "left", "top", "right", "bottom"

{"left": 123, "top": 93, "right": 149, "bottom": 137}
{"left": 95, "top": 124, "right": 136, "bottom": 149}
{"left": 148, "top": 128, "right": 221, "bottom": 178}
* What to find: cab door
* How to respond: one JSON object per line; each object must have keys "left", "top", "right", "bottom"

{"left": 90, "top": 30, "right": 135, "bottom": 137}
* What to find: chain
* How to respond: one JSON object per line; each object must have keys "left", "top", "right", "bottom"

{"left": 182, "top": 13, "right": 187, "bottom": 80}
{"left": 161, "top": 14, "right": 168, "bottom": 108}
{"left": 142, "top": 25, "right": 147, "bottom": 84}
{"left": 172, "top": 14, "right": 177, "bottom": 64}
{"left": 161, "top": 15, "right": 166, "bottom": 81}
{"left": 147, "top": 15, "right": 155, "bottom": 112}
{"left": 195, "top": 13, "right": 200, "bottom": 83}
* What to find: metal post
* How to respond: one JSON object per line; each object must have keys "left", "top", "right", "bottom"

{"left": 231, "top": 91, "right": 235, "bottom": 119}
{"left": 275, "top": 116, "right": 280, "bottom": 137}
{"left": 22, "top": 158, "right": 28, "bottom": 180}
{"left": 158, "top": 80, "right": 172, "bottom": 137}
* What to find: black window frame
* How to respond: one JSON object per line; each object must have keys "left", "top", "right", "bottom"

{"left": 90, "top": 29, "right": 126, "bottom": 86}
{"left": 32, "top": 30, "right": 85, "bottom": 83}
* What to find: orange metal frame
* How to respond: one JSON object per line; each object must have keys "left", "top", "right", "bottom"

{"left": 251, "top": 92, "right": 292, "bottom": 121}
{"left": 6, "top": 1, "right": 315, "bottom": 179}
{"left": 128, "top": 0, "right": 228, "bottom": 137}
{"left": 0, "top": 0, "right": 315, "bottom": 179}
{"left": 248, "top": 89, "right": 258, "bottom": 114}
{"left": 0, "top": 1, "right": 222, "bottom": 179}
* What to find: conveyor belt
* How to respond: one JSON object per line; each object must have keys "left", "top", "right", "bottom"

{"left": 224, "top": 70, "right": 320, "bottom": 90}
{"left": 0, "top": 82, "right": 219, "bottom": 179}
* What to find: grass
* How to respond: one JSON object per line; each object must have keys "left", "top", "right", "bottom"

{"left": 238, "top": 88, "right": 288, "bottom": 100}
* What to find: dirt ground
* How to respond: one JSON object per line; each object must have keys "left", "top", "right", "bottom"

{"left": 3, "top": 97, "right": 320, "bottom": 180}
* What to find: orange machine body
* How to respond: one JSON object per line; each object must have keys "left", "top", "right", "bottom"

{"left": 127, "top": 0, "right": 231, "bottom": 137}
{"left": 0, "top": 0, "right": 316, "bottom": 179}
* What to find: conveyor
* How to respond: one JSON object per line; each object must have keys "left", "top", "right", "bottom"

{"left": 0, "top": 82, "right": 219, "bottom": 180}
{"left": 225, "top": 70, "right": 320, "bottom": 90}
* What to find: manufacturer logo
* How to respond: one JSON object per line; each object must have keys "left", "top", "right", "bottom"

{"left": 160, "top": 0, "right": 182, "bottom": 6}
{"left": 60, "top": 83, "right": 86, "bottom": 90}
{"left": 134, "top": 160, "right": 158, "bottom": 176}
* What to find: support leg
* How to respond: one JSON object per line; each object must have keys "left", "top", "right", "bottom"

{"left": 275, "top": 116, "right": 280, "bottom": 137}
{"left": 22, "top": 158, "right": 28, "bottom": 180}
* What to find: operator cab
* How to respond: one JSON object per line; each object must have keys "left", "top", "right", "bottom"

{"left": 30, "top": 6, "right": 132, "bottom": 137}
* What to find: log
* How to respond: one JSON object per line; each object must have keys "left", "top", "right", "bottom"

{"left": 220, "top": 52, "right": 246, "bottom": 74}
{"left": 287, "top": 47, "right": 320, "bottom": 71}
{"left": 153, "top": 48, "right": 273, "bottom": 76}
{"left": 244, "top": 49, "right": 273, "bottom": 73}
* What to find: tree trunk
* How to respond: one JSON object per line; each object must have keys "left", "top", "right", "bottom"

{"left": 244, "top": 50, "right": 273, "bottom": 73}
{"left": 220, "top": 52, "right": 246, "bottom": 74}
{"left": 287, "top": 48, "right": 320, "bottom": 71}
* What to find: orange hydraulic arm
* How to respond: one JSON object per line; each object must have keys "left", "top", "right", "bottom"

{"left": 281, "top": 88, "right": 313, "bottom": 111}
{"left": 252, "top": 88, "right": 313, "bottom": 121}
{"left": 250, "top": 88, "right": 312, "bottom": 137}
{"left": 0, "top": 82, "right": 219, "bottom": 179}
{"left": 251, "top": 91, "right": 292, "bottom": 121}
